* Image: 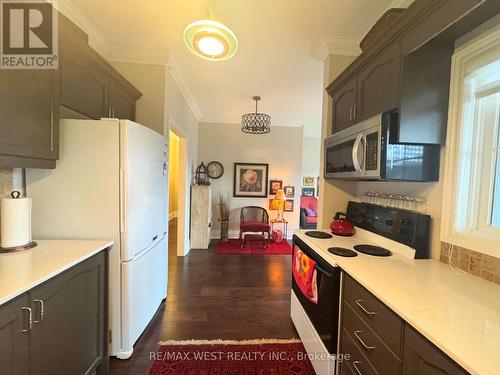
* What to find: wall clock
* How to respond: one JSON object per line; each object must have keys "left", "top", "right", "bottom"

{"left": 207, "top": 161, "right": 224, "bottom": 179}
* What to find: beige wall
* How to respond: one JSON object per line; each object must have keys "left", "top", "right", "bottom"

{"left": 0, "top": 169, "right": 13, "bottom": 243}
{"left": 301, "top": 136, "right": 321, "bottom": 179}
{"left": 165, "top": 70, "right": 199, "bottom": 254}
{"left": 198, "top": 122, "right": 303, "bottom": 238}
{"left": 168, "top": 131, "right": 179, "bottom": 216}
{"left": 318, "top": 54, "right": 444, "bottom": 259}
{"left": 318, "top": 54, "right": 358, "bottom": 229}
{"left": 111, "top": 62, "right": 166, "bottom": 135}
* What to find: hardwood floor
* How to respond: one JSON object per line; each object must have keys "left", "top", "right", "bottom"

{"left": 108, "top": 218, "right": 297, "bottom": 374}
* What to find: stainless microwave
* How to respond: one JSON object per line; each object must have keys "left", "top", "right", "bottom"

{"left": 324, "top": 111, "right": 440, "bottom": 181}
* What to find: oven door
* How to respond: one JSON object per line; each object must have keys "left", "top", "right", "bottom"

{"left": 291, "top": 235, "right": 340, "bottom": 354}
{"left": 324, "top": 115, "right": 382, "bottom": 179}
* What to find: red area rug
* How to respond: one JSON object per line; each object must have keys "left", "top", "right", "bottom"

{"left": 215, "top": 239, "right": 292, "bottom": 254}
{"left": 148, "top": 339, "right": 315, "bottom": 375}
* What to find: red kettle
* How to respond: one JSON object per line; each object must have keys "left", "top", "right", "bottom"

{"left": 330, "top": 212, "right": 355, "bottom": 236}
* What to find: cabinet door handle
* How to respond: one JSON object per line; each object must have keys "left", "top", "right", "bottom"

{"left": 21, "top": 307, "right": 32, "bottom": 333}
{"left": 349, "top": 106, "right": 353, "bottom": 121}
{"left": 355, "top": 299, "right": 377, "bottom": 316}
{"left": 352, "top": 361, "right": 363, "bottom": 375}
{"left": 353, "top": 105, "right": 357, "bottom": 120}
{"left": 33, "top": 299, "right": 44, "bottom": 323}
{"left": 354, "top": 330, "right": 376, "bottom": 350}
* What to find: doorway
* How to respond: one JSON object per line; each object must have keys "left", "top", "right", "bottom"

{"left": 168, "top": 127, "right": 189, "bottom": 256}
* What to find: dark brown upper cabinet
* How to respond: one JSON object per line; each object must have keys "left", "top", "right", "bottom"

{"left": 60, "top": 44, "right": 109, "bottom": 119}
{"left": 59, "top": 15, "right": 141, "bottom": 122}
{"left": 356, "top": 41, "right": 401, "bottom": 122}
{"left": 0, "top": 14, "right": 141, "bottom": 169}
{"left": 326, "top": 0, "right": 500, "bottom": 143}
{"left": 109, "top": 81, "right": 136, "bottom": 120}
{"left": 332, "top": 79, "right": 357, "bottom": 134}
{"left": 0, "top": 69, "right": 59, "bottom": 169}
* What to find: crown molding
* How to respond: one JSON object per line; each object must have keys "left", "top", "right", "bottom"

{"left": 56, "top": 0, "right": 110, "bottom": 57}
{"left": 312, "top": 35, "right": 361, "bottom": 61}
{"left": 326, "top": 36, "right": 361, "bottom": 56}
{"left": 108, "top": 46, "right": 169, "bottom": 66}
{"left": 166, "top": 55, "right": 202, "bottom": 121}
{"left": 388, "top": 0, "right": 414, "bottom": 9}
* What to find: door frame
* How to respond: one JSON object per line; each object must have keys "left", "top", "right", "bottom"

{"left": 168, "top": 117, "right": 190, "bottom": 256}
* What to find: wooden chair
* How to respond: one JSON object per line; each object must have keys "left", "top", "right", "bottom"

{"left": 239, "top": 206, "right": 271, "bottom": 248}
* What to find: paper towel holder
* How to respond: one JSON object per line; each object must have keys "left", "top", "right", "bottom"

{"left": 0, "top": 241, "right": 37, "bottom": 253}
{"left": 0, "top": 190, "right": 37, "bottom": 253}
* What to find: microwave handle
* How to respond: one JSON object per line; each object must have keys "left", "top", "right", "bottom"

{"left": 352, "top": 133, "right": 365, "bottom": 173}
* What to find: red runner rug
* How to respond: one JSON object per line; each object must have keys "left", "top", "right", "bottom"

{"left": 215, "top": 239, "right": 292, "bottom": 254}
{"left": 148, "top": 339, "right": 315, "bottom": 374}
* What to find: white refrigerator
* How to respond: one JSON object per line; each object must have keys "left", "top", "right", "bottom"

{"left": 26, "top": 118, "right": 168, "bottom": 359}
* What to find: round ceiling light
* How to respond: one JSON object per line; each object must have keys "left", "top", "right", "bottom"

{"left": 183, "top": 20, "right": 238, "bottom": 61}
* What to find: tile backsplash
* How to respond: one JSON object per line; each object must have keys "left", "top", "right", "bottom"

{"left": 440, "top": 242, "right": 500, "bottom": 285}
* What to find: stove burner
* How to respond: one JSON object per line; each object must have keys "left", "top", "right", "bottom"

{"left": 354, "top": 244, "right": 392, "bottom": 257}
{"left": 328, "top": 247, "right": 358, "bottom": 257}
{"left": 305, "top": 231, "right": 333, "bottom": 239}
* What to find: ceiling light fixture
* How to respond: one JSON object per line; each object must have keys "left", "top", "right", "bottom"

{"left": 241, "top": 96, "right": 271, "bottom": 134}
{"left": 183, "top": 19, "right": 238, "bottom": 61}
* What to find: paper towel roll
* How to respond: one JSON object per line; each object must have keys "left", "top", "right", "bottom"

{"left": 1, "top": 194, "right": 32, "bottom": 248}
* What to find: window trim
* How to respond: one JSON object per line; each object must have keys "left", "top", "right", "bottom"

{"left": 441, "top": 24, "right": 500, "bottom": 258}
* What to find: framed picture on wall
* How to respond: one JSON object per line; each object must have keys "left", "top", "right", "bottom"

{"left": 302, "top": 187, "right": 315, "bottom": 197}
{"left": 284, "top": 199, "right": 294, "bottom": 212}
{"left": 303, "top": 176, "right": 315, "bottom": 186}
{"left": 284, "top": 186, "right": 295, "bottom": 198}
{"left": 269, "top": 179, "right": 283, "bottom": 195}
{"left": 233, "top": 163, "right": 269, "bottom": 197}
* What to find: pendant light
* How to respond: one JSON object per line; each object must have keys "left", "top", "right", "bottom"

{"left": 241, "top": 96, "right": 272, "bottom": 134}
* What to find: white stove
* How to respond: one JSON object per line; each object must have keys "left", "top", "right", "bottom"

{"left": 290, "top": 202, "right": 431, "bottom": 375}
{"left": 297, "top": 227, "right": 417, "bottom": 261}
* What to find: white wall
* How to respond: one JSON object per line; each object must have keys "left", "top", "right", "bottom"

{"left": 301, "top": 136, "right": 321, "bottom": 179}
{"left": 198, "top": 122, "right": 303, "bottom": 238}
{"left": 165, "top": 70, "right": 199, "bottom": 255}
{"left": 318, "top": 54, "right": 358, "bottom": 229}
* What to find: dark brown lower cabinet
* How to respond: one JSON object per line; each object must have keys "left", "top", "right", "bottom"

{"left": 0, "top": 251, "right": 108, "bottom": 375}
{"left": 0, "top": 295, "right": 30, "bottom": 375}
{"left": 402, "top": 326, "right": 468, "bottom": 375}
{"left": 30, "top": 252, "right": 107, "bottom": 374}
{"left": 340, "top": 272, "right": 468, "bottom": 375}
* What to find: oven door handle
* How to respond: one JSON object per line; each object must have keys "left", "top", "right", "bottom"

{"left": 352, "top": 133, "right": 365, "bottom": 173}
{"left": 314, "top": 264, "right": 332, "bottom": 278}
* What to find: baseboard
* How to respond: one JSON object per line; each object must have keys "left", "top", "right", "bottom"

{"left": 210, "top": 229, "right": 294, "bottom": 240}
{"left": 169, "top": 211, "right": 178, "bottom": 220}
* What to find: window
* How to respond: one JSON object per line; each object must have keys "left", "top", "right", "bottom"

{"left": 442, "top": 24, "right": 500, "bottom": 257}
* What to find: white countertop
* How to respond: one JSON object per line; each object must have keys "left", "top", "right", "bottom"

{"left": 0, "top": 240, "right": 112, "bottom": 306}
{"left": 295, "top": 229, "right": 500, "bottom": 375}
